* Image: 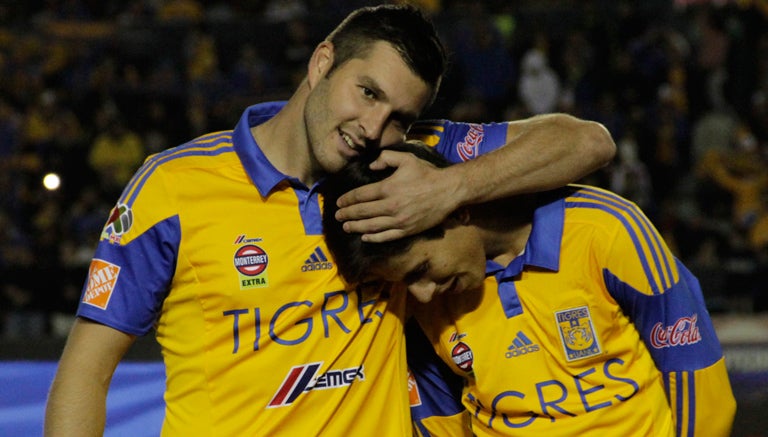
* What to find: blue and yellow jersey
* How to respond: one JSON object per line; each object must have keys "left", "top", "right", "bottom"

{"left": 410, "top": 185, "right": 736, "bottom": 436}
{"left": 76, "top": 103, "right": 511, "bottom": 435}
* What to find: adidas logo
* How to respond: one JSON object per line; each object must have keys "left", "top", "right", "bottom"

{"left": 505, "top": 331, "right": 540, "bottom": 358}
{"left": 301, "top": 247, "right": 334, "bottom": 272}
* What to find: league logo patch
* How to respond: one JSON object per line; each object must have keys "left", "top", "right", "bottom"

{"left": 234, "top": 244, "right": 269, "bottom": 289}
{"left": 555, "top": 306, "right": 602, "bottom": 362}
{"left": 100, "top": 204, "right": 133, "bottom": 244}
{"left": 82, "top": 259, "right": 120, "bottom": 309}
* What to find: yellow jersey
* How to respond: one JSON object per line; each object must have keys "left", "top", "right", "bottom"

{"left": 79, "top": 102, "right": 409, "bottom": 435}
{"left": 410, "top": 185, "right": 736, "bottom": 436}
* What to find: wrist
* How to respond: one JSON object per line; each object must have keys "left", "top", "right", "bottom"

{"left": 444, "top": 165, "right": 470, "bottom": 210}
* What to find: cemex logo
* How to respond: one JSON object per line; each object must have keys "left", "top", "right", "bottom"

{"left": 268, "top": 362, "right": 365, "bottom": 408}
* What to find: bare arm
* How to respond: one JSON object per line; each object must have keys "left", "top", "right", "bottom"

{"left": 336, "top": 113, "right": 616, "bottom": 242}
{"left": 44, "top": 317, "right": 136, "bottom": 437}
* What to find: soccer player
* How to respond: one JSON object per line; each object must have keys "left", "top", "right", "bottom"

{"left": 44, "top": 5, "right": 616, "bottom": 436}
{"left": 321, "top": 141, "right": 737, "bottom": 437}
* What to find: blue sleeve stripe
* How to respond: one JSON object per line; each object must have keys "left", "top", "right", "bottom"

{"left": 670, "top": 370, "right": 697, "bottom": 437}
{"left": 119, "top": 132, "right": 234, "bottom": 206}
{"left": 687, "top": 370, "right": 696, "bottom": 437}
{"left": 413, "top": 421, "right": 431, "bottom": 437}
{"left": 574, "top": 187, "right": 675, "bottom": 289}
{"left": 565, "top": 198, "right": 663, "bottom": 295}
{"left": 675, "top": 371, "right": 684, "bottom": 437}
{"left": 567, "top": 188, "right": 674, "bottom": 295}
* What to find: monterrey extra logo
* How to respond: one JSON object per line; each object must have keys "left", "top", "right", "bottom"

{"left": 234, "top": 245, "right": 268, "bottom": 276}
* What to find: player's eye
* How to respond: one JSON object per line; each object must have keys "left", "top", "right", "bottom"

{"left": 361, "top": 86, "right": 377, "bottom": 100}
{"left": 404, "top": 261, "right": 429, "bottom": 285}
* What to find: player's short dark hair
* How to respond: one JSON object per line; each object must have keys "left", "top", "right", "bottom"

{"left": 321, "top": 140, "right": 452, "bottom": 284}
{"left": 324, "top": 4, "right": 447, "bottom": 104}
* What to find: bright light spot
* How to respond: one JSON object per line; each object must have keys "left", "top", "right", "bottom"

{"left": 43, "top": 172, "right": 61, "bottom": 191}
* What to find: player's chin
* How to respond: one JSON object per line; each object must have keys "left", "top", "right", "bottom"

{"left": 320, "top": 156, "right": 349, "bottom": 175}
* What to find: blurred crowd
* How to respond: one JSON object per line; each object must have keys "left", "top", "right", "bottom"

{"left": 0, "top": 0, "right": 766, "bottom": 339}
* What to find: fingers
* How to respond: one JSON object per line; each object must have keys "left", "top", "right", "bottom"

{"left": 337, "top": 151, "right": 419, "bottom": 208}
{"left": 340, "top": 216, "right": 407, "bottom": 242}
{"left": 339, "top": 211, "right": 397, "bottom": 234}
{"left": 336, "top": 182, "right": 383, "bottom": 209}
{"left": 359, "top": 229, "right": 407, "bottom": 243}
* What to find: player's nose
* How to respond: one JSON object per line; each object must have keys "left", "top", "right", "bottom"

{"left": 408, "top": 280, "right": 437, "bottom": 303}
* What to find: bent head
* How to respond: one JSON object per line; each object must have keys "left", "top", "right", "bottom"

{"left": 304, "top": 5, "right": 447, "bottom": 175}
{"left": 321, "top": 141, "right": 486, "bottom": 303}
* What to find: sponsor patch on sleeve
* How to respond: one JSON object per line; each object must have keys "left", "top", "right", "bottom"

{"left": 82, "top": 259, "right": 121, "bottom": 309}
{"left": 408, "top": 370, "right": 422, "bottom": 407}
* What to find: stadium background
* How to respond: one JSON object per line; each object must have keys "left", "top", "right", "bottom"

{"left": 0, "top": 0, "right": 765, "bottom": 435}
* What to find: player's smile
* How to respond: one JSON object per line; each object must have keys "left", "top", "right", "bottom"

{"left": 338, "top": 129, "right": 363, "bottom": 158}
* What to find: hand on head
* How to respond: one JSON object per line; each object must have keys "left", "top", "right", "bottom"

{"left": 334, "top": 147, "right": 459, "bottom": 242}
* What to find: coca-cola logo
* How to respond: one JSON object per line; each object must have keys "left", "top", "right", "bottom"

{"left": 457, "top": 124, "right": 483, "bottom": 161}
{"left": 650, "top": 314, "right": 702, "bottom": 349}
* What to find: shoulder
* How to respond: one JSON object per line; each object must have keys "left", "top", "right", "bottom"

{"left": 144, "top": 130, "right": 237, "bottom": 173}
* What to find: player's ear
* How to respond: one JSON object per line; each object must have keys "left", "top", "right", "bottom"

{"left": 308, "top": 41, "right": 334, "bottom": 89}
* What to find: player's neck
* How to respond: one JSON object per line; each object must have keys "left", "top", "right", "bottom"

{"left": 471, "top": 197, "right": 534, "bottom": 266}
{"left": 480, "top": 222, "right": 531, "bottom": 268}
{"left": 250, "top": 87, "right": 313, "bottom": 184}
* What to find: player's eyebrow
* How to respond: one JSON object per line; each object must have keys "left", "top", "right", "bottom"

{"left": 403, "top": 261, "right": 429, "bottom": 284}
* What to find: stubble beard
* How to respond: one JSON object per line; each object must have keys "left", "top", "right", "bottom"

{"left": 303, "top": 78, "right": 342, "bottom": 175}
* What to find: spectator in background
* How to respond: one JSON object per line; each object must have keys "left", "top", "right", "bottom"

{"left": 281, "top": 18, "right": 315, "bottom": 88}
{"left": 446, "top": 1, "right": 515, "bottom": 120}
{"left": 0, "top": 96, "right": 21, "bottom": 167}
{"left": 607, "top": 132, "right": 653, "bottom": 212}
{"left": 185, "top": 29, "right": 221, "bottom": 90}
{"left": 156, "top": 0, "right": 204, "bottom": 24}
{"left": 0, "top": 210, "right": 43, "bottom": 340}
{"left": 87, "top": 104, "right": 145, "bottom": 199}
{"left": 21, "top": 90, "right": 59, "bottom": 154}
{"left": 518, "top": 48, "right": 561, "bottom": 115}
{"left": 697, "top": 123, "right": 768, "bottom": 246}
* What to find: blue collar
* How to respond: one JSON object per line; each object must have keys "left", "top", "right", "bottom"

{"left": 233, "top": 101, "right": 299, "bottom": 197}
{"left": 485, "top": 196, "right": 564, "bottom": 318}
{"left": 486, "top": 196, "right": 564, "bottom": 279}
